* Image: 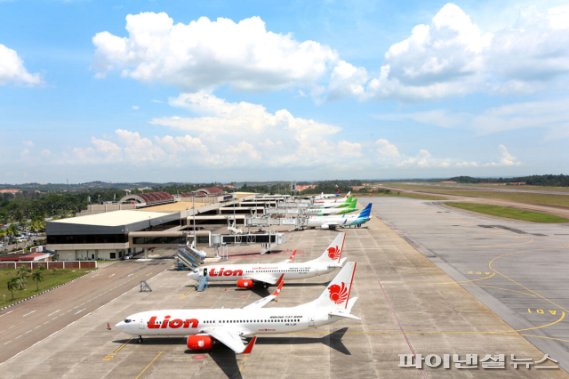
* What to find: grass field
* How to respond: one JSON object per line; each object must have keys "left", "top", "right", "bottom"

{"left": 387, "top": 183, "right": 569, "bottom": 209}
{"left": 445, "top": 202, "right": 569, "bottom": 223}
{"left": 354, "top": 192, "right": 449, "bottom": 201}
{"left": 0, "top": 268, "right": 92, "bottom": 307}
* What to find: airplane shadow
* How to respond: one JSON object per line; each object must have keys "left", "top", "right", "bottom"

{"left": 115, "top": 328, "right": 350, "bottom": 379}
{"left": 256, "top": 328, "right": 351, "bottom": 355}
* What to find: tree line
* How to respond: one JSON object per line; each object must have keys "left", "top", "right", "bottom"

{"left": 450, "top": 175, "right": 569, "bottom": 186}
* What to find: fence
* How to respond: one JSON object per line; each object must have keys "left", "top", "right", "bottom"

{"left": 0, "top": 261, "right": 97, "bottom": 270}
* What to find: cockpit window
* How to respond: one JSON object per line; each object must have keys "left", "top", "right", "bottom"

{"left": 124, "top": 319, "right": 132, "bottom": 323}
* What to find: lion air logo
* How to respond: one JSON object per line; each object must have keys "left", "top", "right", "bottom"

{"left": 327, "top": 245, "right": 341, "bottom": 259}
{"left": 328, "top": 282, "right": 349, "bottom": 304}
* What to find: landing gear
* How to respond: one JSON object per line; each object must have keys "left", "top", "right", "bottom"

{"left": 138, "top": 335, "right": 144, "bottom": 344}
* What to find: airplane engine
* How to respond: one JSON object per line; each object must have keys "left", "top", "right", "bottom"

{"left": 187, "top": 335, "right": 213, "bottom": 351}
{"left": 237, "top": 279, "right": 254, "bottom": 288}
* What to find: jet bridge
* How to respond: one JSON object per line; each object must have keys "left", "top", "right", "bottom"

{"left": 176, "top": 243, "right": 207, "bottom": 270}
{"left": 244, "top": 216, "right": 307, "bottom": 229}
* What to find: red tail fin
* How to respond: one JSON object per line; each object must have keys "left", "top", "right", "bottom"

{"left": 288, "top": 249, "right": 297, "bottom": 262}
{"left": 273, "top": 275, "right": 285, "bottom": 297}
{"left": 242, "top": 336, "right": 257, "bottom": 354}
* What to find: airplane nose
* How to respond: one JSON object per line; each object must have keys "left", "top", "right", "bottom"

{"left": 115, "top": 321, "right": 124, "bottom": 330}
{"left": 188, "top": 271, "right": 198, "bottom": 281}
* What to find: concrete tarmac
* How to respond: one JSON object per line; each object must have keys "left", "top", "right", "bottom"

{"left": 368, "top": 196, "right": 569, "bottom": 373}
{"left": 0, "top": 213, "right": 567, "bottom": 378}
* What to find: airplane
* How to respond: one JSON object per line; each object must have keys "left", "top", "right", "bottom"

{"left": 115, "top": 262, "right": 359, "bottom": 354}
{"left": 313, "top": 195, "right": 355, "bottom": 209}
{"left": 314, "top": 191, "right": 351, "bottom": 204}
{"left": 306, "top": 203, "right": 372, "bottom": 230}
{"left": 306, "top": 198, "right": 358, "bottom": 215}
{"left": 188, "top": 233, "right": 347, "bottom": 289}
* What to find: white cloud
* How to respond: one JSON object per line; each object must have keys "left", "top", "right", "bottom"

{"left": 93, "top": 13, "right": 338, "bottom": 91}
{"left": 332, "top": 2, "right": 569, "bottom": 100}
{"left": 374, "top": 138, "right": 518, "bottom": 169}
{"left": 0, "top": 43, "right": 41, "bottom": 86}
{"left": 68, "top": 93, "right": 363, "bottom": 169}
{"left": 385, "top": 98, "right": 569, "bottom": 139}
{"left": 497, "top": 144, "right": 519, "bottom": 166}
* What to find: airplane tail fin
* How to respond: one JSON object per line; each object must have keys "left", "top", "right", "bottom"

{"left": 312, "top": 261, "right": 357, "bottom": 310}
{"left": 357, "top": 203, "right": 372, "bottom": 219}
{"left": 314, "top": 232, "right": 345, "bottom": 263}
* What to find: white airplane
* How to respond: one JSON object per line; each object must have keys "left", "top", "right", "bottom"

{"left": 307, "top": 203, "right": 372, "bottom": 230}
{"left": 188, "top": 233, "right": 347, "bottom": 289}
{"left": 314, "top": 191, "right": 351, "bottom": 205}
{"left": 115, "top": 262, "right": 359, "bottom": 354}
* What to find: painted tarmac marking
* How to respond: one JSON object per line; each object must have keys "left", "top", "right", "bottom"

{"left": 23, "top": 310, "right": 36, "bottom": 318}
{"left": 488, "top": 250, "right": 569, "bottom": 315}
{"left": 103, "top": 338, "right": 132, "bottom": 361}
{"left": 47, "top": 309, "right": 61, "bottom": 317}
{"left": 0, "top": 310, "right": 13, "bottom": 318}
{"left": 528, "top": 308, "right": 559, "bottom": 316}
{"left": 135, "top": 351, "right": 163, "bottom": 379}
{"left": 74, "top": 308, "right": 85, "bottom": 315}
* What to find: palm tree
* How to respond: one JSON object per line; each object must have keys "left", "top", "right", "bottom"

{"left": 7, "top": 277, "right": 23, "bottom": 300}
{"left": 31, "top": 270, "right": 43, "bottom": 291}
{"left": 16, "top": 265, "right": 29, "bottom": 280}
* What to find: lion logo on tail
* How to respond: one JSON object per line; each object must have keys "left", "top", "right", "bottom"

{"left": 328, "top": 282, "right": 349, "bottom": 304}
{"left": 327, "top": 245, "right": 341, "bottom": 259}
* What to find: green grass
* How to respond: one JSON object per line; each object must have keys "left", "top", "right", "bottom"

{"left": 445, "top": 202, "right": 569, "bottom": 223}
{"left": 387, "top": 183, "right": 569, "bottom": 209}
{"left": 354, "top": 192, "right": 449, "bottom": 201}
{"left": 0, "top": 268, "right": 93, "bottom": 307}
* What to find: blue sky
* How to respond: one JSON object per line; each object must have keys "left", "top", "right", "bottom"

{"left": 1, "top": 0, "right": 568, "bottom": 183}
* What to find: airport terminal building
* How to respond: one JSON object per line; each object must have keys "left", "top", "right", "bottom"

{"left": 44, "top": 189, "right": 276, "bottom": 261}
{"left": 46, "top": 210, "right": 182, "bottom": 261}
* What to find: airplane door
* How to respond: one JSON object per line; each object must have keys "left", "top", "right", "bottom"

{"left": 309, "top": 313, "right": 316, "bottom": 327}
{"left": 139, "top": 319, "right": 145, "bottom": 329}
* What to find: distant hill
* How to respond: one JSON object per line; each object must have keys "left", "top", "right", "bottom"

{"left": 449, "top": 175, "right": 569, "bottom": 187}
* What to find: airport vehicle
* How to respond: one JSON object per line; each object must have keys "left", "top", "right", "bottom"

{"left": 306, "top": 198, "right": 358, "bottom": 215}
{"left": 188, "top": 233, "right": 347, "bottom": 288}
{"left": 306, "top": 203, "right": 372, "bottom": 230}
{"left": 115, "top": 262, "right": 359, "bottom": 354}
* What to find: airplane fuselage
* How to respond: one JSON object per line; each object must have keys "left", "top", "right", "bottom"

{"left": 117, "top": 306, "right": 336, "bottom": 338}
{"left": 197, "top": 261, "right": 339, "bottom": 282}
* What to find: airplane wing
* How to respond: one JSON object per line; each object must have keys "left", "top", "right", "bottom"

{"left": 201, "top": 327, "right": 251, "bottom": 354}
{"left": 242, "top": 277, "right": 284, "bottom": 310}
{"left": 245, "top": 272, "right": 280, "bottom": 285}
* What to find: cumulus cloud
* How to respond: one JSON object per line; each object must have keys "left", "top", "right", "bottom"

{"left": 93, "top": 13, "right": 338, "bottom": 91}
{"left": 331, "top": 2, "right": 569, "bottom": 100}
{"left": 0, "top": 43, "right": 41, "bottom": 86}
{"left": 68, "top": 93, "right": 362, "bottom": 169}
{"left": 375, "top": 139, "right": 519, "bottom": 168}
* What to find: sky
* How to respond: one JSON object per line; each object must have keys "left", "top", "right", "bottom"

{"left": 1, "top": 0, "right": 568, "bottom": 184}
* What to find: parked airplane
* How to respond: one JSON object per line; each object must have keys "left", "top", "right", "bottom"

{"left": 314, "top": 195, "right": 354, "bottom": 209}
{"left": 306, "top": 203, "right": 372, "bottom": 230}
{"left": 188, "top": 233, "right": 347, "bottom": 289}
{"left": 314, "top": 191, "right": 351, "bottom": 204}
{"left": 115, "top": 262, "right": 359, "bottom": 354}
{"left": 306, "top": 198, "right": 358, "bottom": 215}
